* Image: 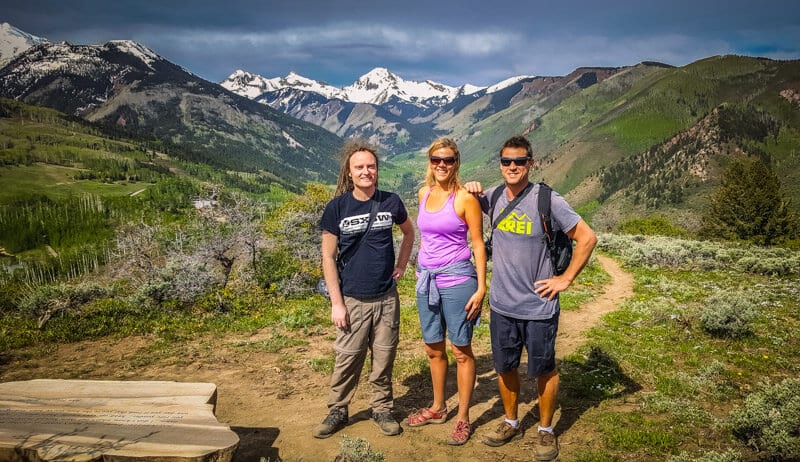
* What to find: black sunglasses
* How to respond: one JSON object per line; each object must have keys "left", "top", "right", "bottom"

{"left": 430, "top": 156, "right": 457, "bottom": 166}
{"left": 500, "top": 157, "right": 531, "bottom": 167}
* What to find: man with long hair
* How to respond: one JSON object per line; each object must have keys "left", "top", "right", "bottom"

{"left": 314, "top": 138, "right": 414, "bottom": 439}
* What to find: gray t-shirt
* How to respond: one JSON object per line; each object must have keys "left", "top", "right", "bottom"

{"left": 482, "top": 183, "right": 581, "bottom": 320}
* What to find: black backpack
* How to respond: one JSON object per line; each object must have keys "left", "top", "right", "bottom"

{"left": 488, "top": 182, "right": 573, "bottom": 275}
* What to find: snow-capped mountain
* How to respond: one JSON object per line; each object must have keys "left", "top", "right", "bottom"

{"left": 0, "top": 39, "right": 178, "bottom": 116}
{"left": 220, "top": 65, "right": 630, "bottom": 153}
{"left": 2, "top": 21, "right": 621, "bottom": 159}
{"left": 223, "top": 69, "right": 347, "bottom": 100}
{"left": 221, "top": 67, "right": 549, "bottom": 151}
{"left": 486, "top": 75, "right": 537, "bottom": 94}
{"left": 0, "top": 22, "right": 48, "bottom": 66}
{"left": 222, "top": 67, "right": 510, "bottom": 108}
{"left": 342, "top": 67, "right": 463, "bottom": 106}
{"left": 0, "top": 29, "right": 343, "bottom": 188}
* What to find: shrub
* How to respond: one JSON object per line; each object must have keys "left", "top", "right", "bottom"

{"left": 729, "top": 378, "right": 800, "bottom": 459}
{"left": 337, "top": 435, "right": 384, "bottom": 462}
{"left": 259, "top": 183, "right": 330, "bottom": 296}
{"left": 734, "top": 256, "right": 800, "bottom": 276}
{"left": 135, "top": 256, "right": 218, "bottom": 307}
{"left": 618, "top": 215, "right": 687, "bottom": 237}
{"left": 699, "top": 290, "right": 757, "bottom": 339}
{"left": 17, "top": 282, "right": 112, "bottom": 328}
{"left": 668, "top": 449, "right": 741, "bottom": 462}
{"left": 255, "top": 248, "right": 300, "bottom": 292}
{"left": 597, "top": 233, "right": 800, "bottom": 276}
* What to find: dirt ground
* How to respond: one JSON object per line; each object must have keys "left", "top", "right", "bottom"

{"left": 0, "top": 254, "right": 633, "bottom": 462}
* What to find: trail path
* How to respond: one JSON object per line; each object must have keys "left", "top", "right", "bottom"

{"left": 0, "top": 254, "right": 633, "bottom": 461}
{"left": 556, "top": 254, "right": 633, "bottom": 359}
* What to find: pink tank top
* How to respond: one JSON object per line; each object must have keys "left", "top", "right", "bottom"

{"left": 417, "top": 189, "right": 472, "bottom": 288}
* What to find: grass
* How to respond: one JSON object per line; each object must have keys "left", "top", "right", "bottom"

{"left": 559, "top": 256, "right": 609, "bottom": 311}
{"left": 308, "top": 353, "right": 336, "bottom": 374}
{"left": 0, "top": 164, "right": 150, "bottom": 202}
{"left": 2, "top": 234, "right": 798, "bottom": 461}
{"left": 566, "top": 235, "right": 800, "bottom": 460}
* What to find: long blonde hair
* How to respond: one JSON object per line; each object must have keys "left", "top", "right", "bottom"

{"left": 335, "top": 138, "right": 379, "bottom": 196}
{"left": 424, "top": 137, "right": 462, "bottom": 192}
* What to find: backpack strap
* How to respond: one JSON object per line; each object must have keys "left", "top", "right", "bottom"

{"left": 488, "top": 185, "right": 506, "bottom": 229}
{"left": 488, "top": 183, "right": 533, "bottom": 230}
{"left": 338, "top": 190, "right": 380, "bottom": 269}
{"left": 537, "top": 182, "right": 554, "bottom": 245}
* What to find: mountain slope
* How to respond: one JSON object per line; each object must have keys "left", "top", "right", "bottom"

{"left": 454, "top": 65, "right": 640, "bottom": 177}
{"left": 222, "top": 66, "right": 488, "bottom": 107}
{"left": 222, "top": 67, "right": 544, "bottom": 152}
{"left": 0, "top": 22, "right": 47, "bottom": 66}
{"left": 481, "top": 56, "right": 800, "bottom": 231}
{"left": 372, "top": 56, "right": 800, "bottom": 234}
{"left": 0, "top": 40, "right": 343, "bottom": 190}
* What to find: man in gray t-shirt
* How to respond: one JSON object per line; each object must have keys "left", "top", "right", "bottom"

{"left": 465, "top": 135, "right": 597, "bottom": 461}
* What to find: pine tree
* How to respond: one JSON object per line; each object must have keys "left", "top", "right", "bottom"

{"left": 702, "top": 156, "right": 799, "bottom": 245}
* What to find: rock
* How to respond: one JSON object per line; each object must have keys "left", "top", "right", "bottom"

{"left": 0, "top": 379, "right": 239, "bottom": 461}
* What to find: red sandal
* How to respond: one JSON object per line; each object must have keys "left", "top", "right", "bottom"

{"left": 407, "top": 407, "right": 448, "bottom": 427}
{"left": 447, "top": 420, "right": 472, "bottom": 445}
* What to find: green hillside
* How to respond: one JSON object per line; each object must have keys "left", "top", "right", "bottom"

{"left": 0, "top": 98, "right": 295, "bottom": 291}
{"left": 3, "top": 55, "right": 799, "bottom": 293}
{"left": 447, "top": 56, "right": 800, "bottom": 233}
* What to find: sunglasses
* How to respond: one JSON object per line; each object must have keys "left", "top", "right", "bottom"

{"left": 500, "top": 157, "right": 531, "bottom": 167}
{"left": 430, "top": 156, "right": 457, "bottom": 166}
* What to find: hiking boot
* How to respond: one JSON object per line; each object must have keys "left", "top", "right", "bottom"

{"left": 482, "top": 420, "right": 522, "bottom": 447}
{"left": 313, "top": 407, "right": 348, "bottom": 439}
{"left": 447, "top": 420, "right": 472, "bottom": 446}
{"left": 373, "top": 411, "right": 402, "bottom": 436}
{"left": 533, "top": 430, "right": 559, "bottom": 461}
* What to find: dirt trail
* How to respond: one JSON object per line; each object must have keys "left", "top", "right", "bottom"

{"left": 556, "top": 254, "right": 633, "bottom": 359}
{"left": 0, "top": 254, "right": 633, "bottom": 462}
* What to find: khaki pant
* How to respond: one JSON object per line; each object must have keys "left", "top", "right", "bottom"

{"left": 327, "top": 288, "right": 400, "bottom": 413}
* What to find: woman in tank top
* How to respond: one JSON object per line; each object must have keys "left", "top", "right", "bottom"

{"left": 407, "top": 137, "right": 487, "bottom": 445}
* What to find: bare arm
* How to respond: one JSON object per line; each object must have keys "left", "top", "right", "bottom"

{"left": 321, "top": 230, "right": 350, "bottom": 330}
{"left": 457, "top": 189, "right": 486, "bottom": 319}
{"left": 393, "top": 218, "right": 415, "bottom": 280}
{"left": 534, "top": 219, "right": 598, "bottom": 301}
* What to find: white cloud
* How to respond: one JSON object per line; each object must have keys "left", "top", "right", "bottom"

{"left": 148, "top": 22, "right": 518, "bottom": 62}
{"left": 128, "top": 19, "right": 799, "bottom": 86}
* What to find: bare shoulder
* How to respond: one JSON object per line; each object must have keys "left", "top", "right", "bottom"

{"left": 456, "top": 187, "right": 478, "bottom": 204}
{"left": 454, "top": 187, "right": 480, "bottom": 213}
{"left": 417, "top": 185, "right": 430, "bottom": 202}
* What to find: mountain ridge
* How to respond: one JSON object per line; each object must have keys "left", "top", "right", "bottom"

{"left": 0, "top": 22, "right": 47, "bottom": 66}
{"left": 0, "top": 31, "right": 343, "bottom": 191}
{"left": 2, "top": 23, "right": 799, "bottom": 235}
{"left": 223, "top": 66, "right": 615, "bottom": 152}
{"left": 221, "top": 66, "right": 522, "bottom": 108}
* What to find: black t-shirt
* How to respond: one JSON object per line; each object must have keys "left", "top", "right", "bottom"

{"left": 320, "top": 189, "right": 408, "bottom": 298}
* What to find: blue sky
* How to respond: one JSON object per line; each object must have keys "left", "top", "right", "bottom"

{"left": 4, "top": 0, "right": 800, "bottom": 87}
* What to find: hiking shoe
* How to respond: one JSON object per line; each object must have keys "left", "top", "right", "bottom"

{"left": 447, "top": 420, "right": 472, "bottom": 446}
{"left": 373, "top": 411, "right": 402, "bottom": 436}
{"left": 482, "top": 420, "right": 522, "bottom": 447}
{"left": 407, "top": 407, "right": 448, "bottom": 427}
{"left": 313, "top": 407, "right": 348, "bottom": 439}
{"left": 533, "top": 430, "right": 559, "bottom": 461}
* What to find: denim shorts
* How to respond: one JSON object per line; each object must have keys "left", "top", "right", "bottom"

{"left": 490, "top": 310, "right": 559, "bottom": 377}
{"left": 416, "top": 277, "right": 478, "bottom": 347}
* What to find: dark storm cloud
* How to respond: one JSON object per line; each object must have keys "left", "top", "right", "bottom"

{"left": 3, "top": 0, "right": 799, "bottom": 87}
